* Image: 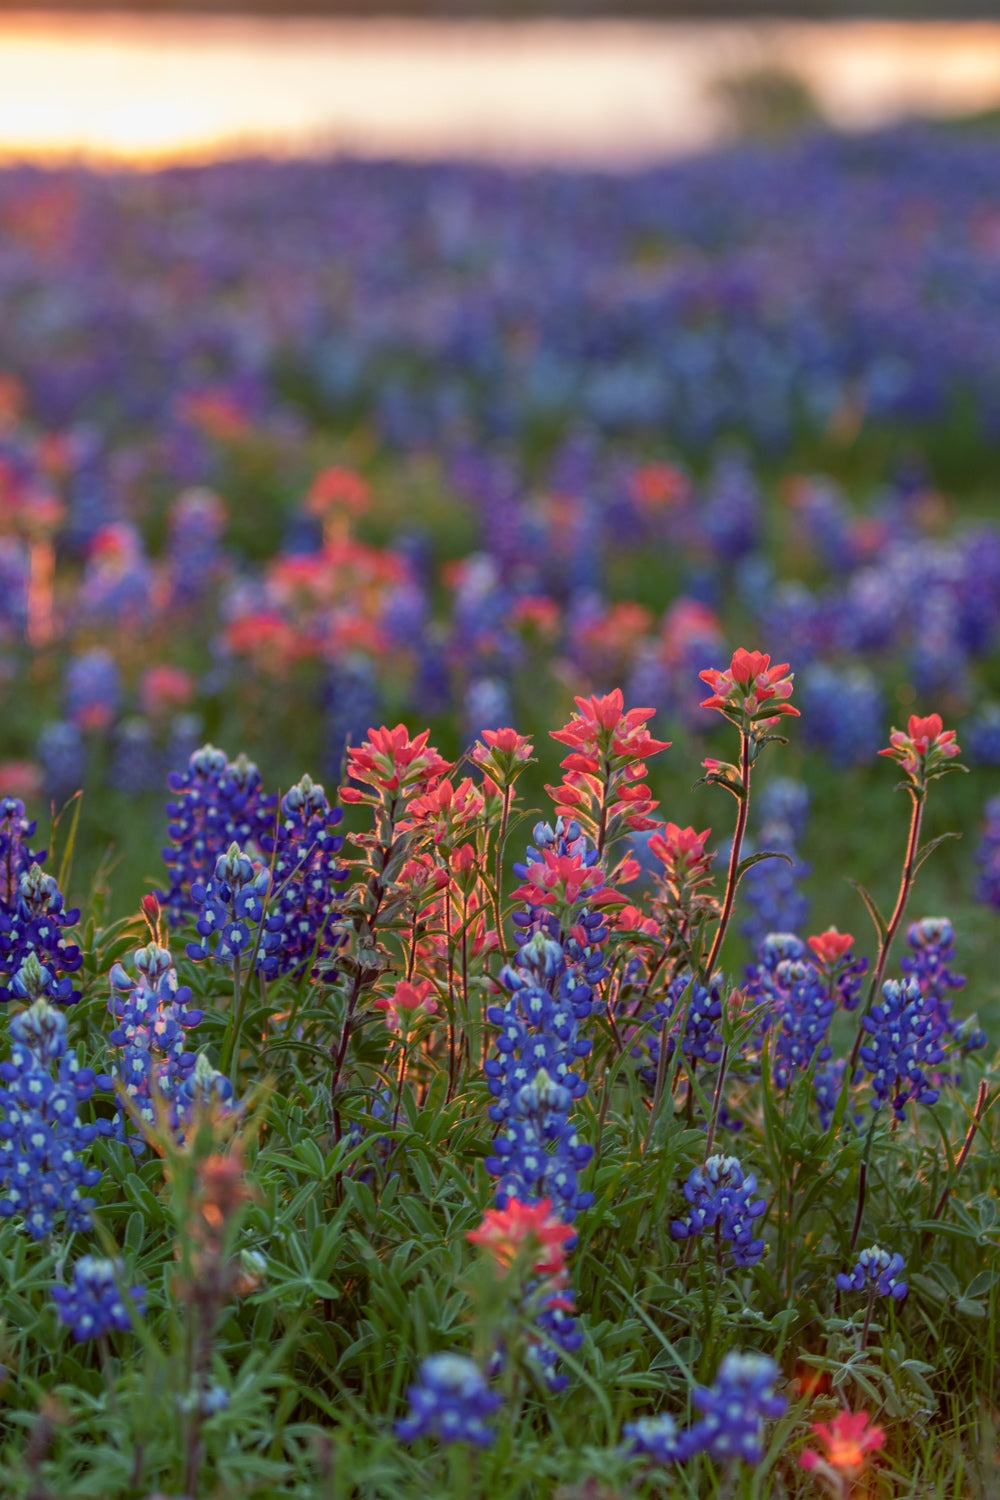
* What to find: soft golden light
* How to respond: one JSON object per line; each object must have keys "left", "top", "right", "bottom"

{"left": 0, "top": 17, "right": 999, "bottom": 167}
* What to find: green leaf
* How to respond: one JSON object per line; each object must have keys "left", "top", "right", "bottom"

{"left": 847, "top": 878, "right": 888, "bottom": 943}
{"left": 736, "top": 849, "right": 793, "bottom": 886}
{"left": 912, "top": 829, "right": 962, "bottom": 876}
{"left": 53, "top": 789, "right": 84, "bottom": 897}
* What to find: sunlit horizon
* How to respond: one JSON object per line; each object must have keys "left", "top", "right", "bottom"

{"left": 2, "top": 15, "right": 1000, "bottom": 169}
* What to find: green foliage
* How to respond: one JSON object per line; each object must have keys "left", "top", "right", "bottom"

{"left": 0, "top": 702, "right": 995, "bottom": 1499}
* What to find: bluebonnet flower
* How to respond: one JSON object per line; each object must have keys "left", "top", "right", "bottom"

{"left": 106, "top": 941, "right": 204, "bottom": 1152}
{"left": 623, "top": 1412, "right": 691, "bottom": 1464}
{"left": 636, "top": 972, "right": 724, "bottom": 1083}
{"left": 0, "top": 536, "right": 30, "bottom": 640}
{"left": 166, "top": 487, "right": 227, "bottom": 608}
{"left": 975, "top": 795, "right": 1000, "bottom": 912}
{"left": 669, "top": 1155, "right": 767, "bottom": 1267}
{"left": 813, "top": 1057, "right": 847, "bottom": 1132}
{"left": 446, "top": 548, "right": 518, "bottom": 674}
{"left": 755, "top": 779, "right": 810, "bottom": 841}
{"left": 186, "top": 842, "right": 272, "bottom": 971}
{"left": 8, "top": 951, "right": 78, "bottom": 1007}
{"left": 160, "top": 744, "right": 277, "bottom": 926}
{"left": 0, "top": 862, "right": 83, "bottom": 1005}
{"left": 463, "top": 676, "right": 513, "bottom": 744}
{"left": 699, "top": 453, "right": 762, "bottom": 564}
{"left": 900, "top": 916, "right": 963, "bottom": 1019}
{"left": 685, "top": 1352, "right": 786, "bottom": 1463}
{"left": 900, "top": 916, "right": 986, "bottom": 1068}
{"left": 745, "top": 935, "right": 834, "bottom": 1089}
{"left": 413, "top": 640, "right": 452, "bottom": 719}
{"left": 175, "top": 1050, "right": 240, "bottom": 1128}
{"left": 64, "top": 647, "right": 121, "bottom": 732}
{"left": 749, "top": 931, "right": 805, "bottom": 969}
{"left": 258, "top": 774, "right": 347, "bottom": 982}
{"left": 488, "top": 820, "right": 608, "bottom": 1216}
{"left": 164, "top": 712, "right": 204, "bottom": 776}
{"left": 792, "top": 477, "right": 856, "bottom": 573}
{"left": 857, "top": 977, "right": 947, "bottom": 1121}
{"left": 77, "top": 524, "right": 154, "bottom": 628}
{"left": 528, "top": 1283, "right": 584, "bottom": 1392}
{"left": 964, "top": 704, "right": 1000, "bottom": 766}
{"left": 758, "top": 582, "right": 827, "bottom": 670}
{"left": 395, "top": 1354, "right": 502, "bottom": 1447}
{"left": 482, "top": 818, "right": 611, "bottom": 1387}
{"left": 35, "top": 720, "right": 86, "bottom": 807}
{"left": 51, "top": 1255, "right": 145, "bottom": 1341}
{"left": 0, "top": 998, "right": 106, "bottom": 1239}
{"left": 799, "top": 662, "right": 885, "bottom": 768}
{"left": 910, "top": 586, "right": 970, "bottom": 702}
{"left": 485, "top": 953, "right": 595, "bottom": 1220}
{"left": 953, "top": 526, "right": 1000, "bottom": 658}
{"left": 324, "top": 657, "right": 380, "bottom": 781}
{"left": 0, "top": 799, "right": 44, "bottom": 902}
{"left": 109, "top": 717, "right": 160, "bottom": 795}
{"left": 0, "top": 802, "right": 80, "bottom": 1005}
{"left": 195, "top": 1382, "right": 230, "bottom": 1417}
{"left": 740, "top": 778, "right": 810, "bottom": 951}
{"left": 380, "top": 576, "right": 429, "bottom": 648}
{"left": 836, "top": 1245, "right": 908, "bottom": 1301}
{"left": 837, "top": 563, "right": 907, "bottom": 655}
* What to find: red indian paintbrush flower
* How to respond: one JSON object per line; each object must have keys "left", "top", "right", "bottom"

{"left": 807, "top": 928, "right": 855, "bottom": 967}
{"left": 340, "top": 724, "right": 452, "bottom": 803}
{"left": 800, "top": 1409, "right": 885, "bottom": 1476}
{"left": 878, "top": 712, "right": 961, "bottom": 785}
{"left": 470, "top": 726, "right": 535, "bottom": 794}
{"left": 373, "top": 978, "right": 439, "bottom": 1031}
{"left": 546, "top": 691, "right": 670, "bottom": 841}
{"left": 699, "top": 647, "right": 799, "bottom": 722}
{"left": 550, "top": 688, "right": 670, "bottom": 764}
{"left": 648, "top": 823, "right": 713, "bottom": 880}
{"left": 467, "top": 1198, "right": 575, "bottom": 1280}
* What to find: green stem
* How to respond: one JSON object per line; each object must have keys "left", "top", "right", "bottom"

{"left": 859, "top": 1284, "right": 877, "bottom": 1353}
{"left": 702, "top": 1041, "right": 730, "bottom": 1164}
{"left": 703, "top": 729, "right": 752, "bottom": 979}
{"left": 922, "top": 1080, "right": 990, "bottom": 1252}
{"left": 849, "top": 789, "right": 925, "bottom": 1073}
{"left": 849, "top": 1160, "right": 867, "bottom": 1253}
{"left": 492, "top": 783, "right": 512, "bottom": 964}
{"left": 220, "top": 955, "right": 244, "bottom": 1088}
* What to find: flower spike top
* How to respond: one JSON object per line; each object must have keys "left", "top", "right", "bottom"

{"left": 545, "top": 690, "right": 670, "bottom": 845}
{"left": 878, "top": 712, "right": 962, "bottom": 790}
{"left": 340, "top": 724, "right": 452, "bottom": 806}
{"left": 836, "top": 1245, "right": 908, "bottom": 1300}
{"left": 549, "top": 689, "right": 670, "bottom": 763}
{"left": 699, "top": 648, "right": 799, "bottom": 726}
{"left": 470, "top": 727, "right": 535, "bottom": 792}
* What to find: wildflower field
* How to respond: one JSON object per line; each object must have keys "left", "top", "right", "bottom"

{"left": 0, "top": 122, "right": 998, "bottom": 1498}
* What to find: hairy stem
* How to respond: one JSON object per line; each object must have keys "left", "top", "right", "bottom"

{"left": 704, "top": 730, "right": 752, "bottom": 979}
{"left": 849, "top": 789, "right": 925, "bottom": 1073}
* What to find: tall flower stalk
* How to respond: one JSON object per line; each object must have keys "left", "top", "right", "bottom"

{"left": 848, "top": 713, "right": 964, "bottom": 1072}
{"left": 697, "top": 649, "right": 800, "bottom": 979}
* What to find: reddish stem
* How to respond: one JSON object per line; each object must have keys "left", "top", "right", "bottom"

{"left": 849, "top": 789, "right": 925, "bottom": 1073}
{"left": 704, "top": 729, "right": 752, "bottom": 979}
